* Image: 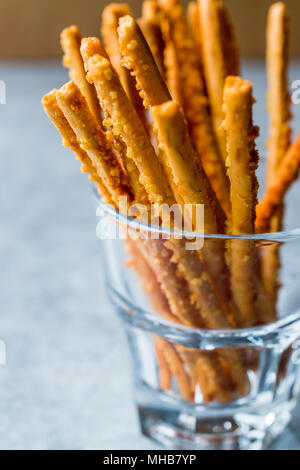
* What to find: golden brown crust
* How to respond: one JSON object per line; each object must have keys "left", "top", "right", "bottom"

{"left": 101, "top": 3, "right": 147, "bottom": 127}
{"left": 263, "top": 2, "right": 292, "bottom": 304}
{"left": 42, "top": 89, "right": 113, "bottom": 204}
{"left": 266, "top": 2, "right": 292, "bottom": 188}
{"left": 256, "top": 133, "right": 300, "bottom": 233}
{"left": 154, "top": 339, "right": 172, "bottom": 391}
{"left": 158, "top": 0, "right": 231, "bottom": 218}
{"left": 139, "top": 1, "right": 165, "bottom": 77}
{"left": 126, "top": 237, "right": 178, "bottom": 323}
{"left": 139, "top": 238, "right": 205, "bottom": 328}
{"left": 155, "top": 338, "right": 194, "bottom": 402}
{"left": 60, "top": 26, "right": 102, "bottom": 124}
{"left": 56, "top": 81, "right": 132, "bottom": 206}
{"left": 82, "top": 48, "right": 174, "bottom": 207}
{"left": 118, "top": 15, "right": 171, "bottom": 108}
{"left": 198, "top": 0, "right": 239, "bottom": 163}
{"left": 223, "top": 76, "right": 259, "bottom": 327}
{"left": 187, "top": 2, "right": 203, "bottom": 68}
{"left": 151, "top": 101, "right": 219, "bottom": 233}
{"left": 101, "top": 3, "right": 133, "bottom": 98}
{"left": 216, "top": 0, "right": 240, "bottom": 77}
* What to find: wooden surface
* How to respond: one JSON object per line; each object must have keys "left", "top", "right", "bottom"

{"left": 1, "top": 0, "right": 300, "bottom": 58}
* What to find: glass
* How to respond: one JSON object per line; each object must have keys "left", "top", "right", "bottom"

{"left": 95, "top": 193, "right": 300, "bottom": 450}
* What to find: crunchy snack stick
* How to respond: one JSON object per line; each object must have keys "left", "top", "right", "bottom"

{"left": 139, "top": 1, "right": 165, "bottom": 76}
{"left": 101, "top": 3, "right": 134, "bottom": 99}
{"left": 155, "top": 338, "right": 194, "bottom": 402}
{"left": 126, "top": 237, "right": 179, "bottom": 324}
{"left": 118, "top": 15, "right": 171, "bottom": 108}
{"left": 81, "top": 38, "right": 242, "bottom": 397}
{"left": 157, "top": 1, "right": 231, "bottom": 217}
{"left": 42, "top": 90, "right": 113, "bottom": 205}
{"left": 266, "top": 2, "right": 291, "bottom": 188}
{"left": 101, "top": 3, "right": 148, "bottom": 130}
{"left": 56, "top": 81, "right": 132, "bottom": 206}
{"left": 256, "top": 133, "right": 300, "bottom": 233}
{"left": 61, "top": 26, "right": 102, "bottom": 124}
{"left": 262, "top": 3, "right": 292, "bottom": 304}
{"left": 151, "top": 101, "right": 219, "bottom": 233}
{"left": 82, "top": 45, "right": 175, "bottom": 208}
{"left": 187, "top": 2, "right": 203, "bottom": 69}
{"left": 154, "top": 339, "right": 172, "bottom": 391}
{"left": 119, "top": 13, "right": 230, "bottom": 218}
{"left": 223, "top": 76, "right": 259, "bottom": 327}
{"left": 198, "top": 0, "right": 239, "bottom": 163}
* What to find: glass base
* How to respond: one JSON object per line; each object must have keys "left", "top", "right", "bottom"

{"left": 138, "top": 396, "right": 294, "bottom": 450}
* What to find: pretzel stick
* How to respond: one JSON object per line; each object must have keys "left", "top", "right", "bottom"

{"left": 151, "top": 102, "right": 241, "bottom": 321}
{"left": 187, "top": 2, "right": 203, "bottom": 73}
{"left": 256, "top": 134, "right": 300, "bottom": 233}
{"left": 155, "top": 338, "right": 194, "bottom": 402}
{"left": 223, "top": 76, "right": 260, "bottom": 327}
{"left": 139, "top": 1, "right": 165, "bottom": 77}
{"left": 82, "top": 44, "right": 238, "bottom": 396}
{"left": 56, "top": 81, "right": 132, "bottom": 206}
{"left": 126, "top": 237, "right": 179, "bottom": 323}
{"left": 82, "top": 49, "right": 175, "bottom": 208}
{"left": 262, "top": 2, "right": 291, "bottom": 304}
{"left": 118, "top": 14, "right": 230, "bottom": 221}
{"left": 154, "top": 339, "right": 172, "bottom": 391}
{"left": 119, "top": 15, "right": 171, "bottom": 108}
{"left": 42, "top": 89, "right": 113, "bottom": 205}
{"left": 61, "top": 26, "right": 102, "bottom": 124}
{"left": 43, "top": 94, "right": 236, "bottom": 400}
{"left": 157, "top": 1, "right": 231, "bottom": 218}
{"left": 101, "top": 4, "right": 134, "bottom": 99}
{"left": 266, "top": 2, "right": 291, "bottom": 188}
{"left": 198, "top": 0, "right": 239, "bottom": 163}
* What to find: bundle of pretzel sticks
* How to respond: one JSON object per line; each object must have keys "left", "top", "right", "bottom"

{"left": 42, "top": 0, "right": 300, "bottom": 403}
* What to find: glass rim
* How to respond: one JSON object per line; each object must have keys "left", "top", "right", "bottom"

{"left": 111, "top": 286, "right": 300, "bottom": 346}
{"left": 94, "top": 189, "right": 300, "bottom": 242}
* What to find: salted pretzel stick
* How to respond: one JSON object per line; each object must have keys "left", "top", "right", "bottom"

{"left": 42, "top": 90, "right": 113, "bottom": 205}
{"left": 223, "top": 76, "right": 259, "bottom": 327}
{"left": 81, "top": 43, "right": 236, "bottom": 395}
{"left": 118, "top": 14, "right": 230, "bottom": 219}
{"left": 126, "top": 237, "right": 179, "bottom": 323}
{"left": 119, "top": 15, "right": 171, "bottom": 108}
{"left": 266, "top": 2, "right": 291, "bottom": 188}
{"left": 198, "top": 0, "right": 239, "bottom": 163}
{"left": 154, "top": 339, "right": 172, "bottom": 391}
{"left": 151, "top": 103, "right": 236, "bottom": 317}
{"left": 187, "top": 2, "right": 205, "bottom": 77}
{"left": 61, "top": 26, "right": 102, "bottom": 124}
{"left": 155, "top": 338, "right": 194, "bottom": 402}
{"left": 262, "top": 3, "right": 291, "bottom": 305}
{"left": 135, "top": 237, "right": 243, "bottom": 401}
{"left": 56, "top": 81, "right": 132, "bottom": 206}
{"left": 256, "top": 133, "right": 300, "bottom": 233}
{"left": 101, "top": 3, "right": 133, "bottom": 100}
{"left": 82, "top": 48, "right": 175, "bottom": 208}
{"left": 101, "top": 3, "right": 148, "bottom": 128}
{"left": 155, "top": 2, "right": 231, "bottom": 217}
{"left": 139, "top": 1, "right": 165, "bottom": 77}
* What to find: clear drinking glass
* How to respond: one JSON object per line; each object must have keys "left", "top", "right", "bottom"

{"left": 95, "top": 193, "right": 300, "bottom": 451}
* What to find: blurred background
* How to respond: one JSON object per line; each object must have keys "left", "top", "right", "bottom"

{"left": 1, "top": 0, "right": 300, "bottom": 450}
{"left": 1, "top": 0, "right": 300, "bottom": 58}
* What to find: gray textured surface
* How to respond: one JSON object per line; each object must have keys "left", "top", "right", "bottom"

{"left": 0, "top": 61, "right": 300, "bottom": 450}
